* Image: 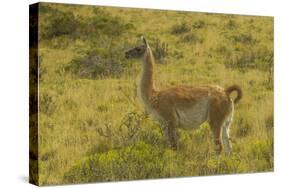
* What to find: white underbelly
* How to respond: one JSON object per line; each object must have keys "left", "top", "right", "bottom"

{"left": 174, "top": 100, "right": 209, "bottom": 129}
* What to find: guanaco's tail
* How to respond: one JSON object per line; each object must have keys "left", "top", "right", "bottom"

{"left": 225, "top": 85, "right": 242, "bottom": 104}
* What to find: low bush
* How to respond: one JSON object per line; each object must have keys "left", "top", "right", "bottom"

{"left": 171, "top": 22, "right": 191, "bottom": 35}
{"left": 232, "top": 33, "right": 255, "bottom": 44}
{"left": 224, "top": 46, "right": 273, "bottom": 72}
{"left": 151, "top": 38, "right": 169, "bottom": 63}
{"left": 41, "top": 10, "right": 79, "bottom": 39}
{"left": 265, "top": 113, "right": 274, "bottom": 130}
{"left": 192, "top": 20, "right": 205, "bottom": 29}
{"left": 234, "top": 118, "right": 252, "bottom": 138}
{"left": 87, "top": 15, "right": 135, "bottom": 37}
{"left": 39, "top": 91, "right": 58, "bottom": 116}
{"left": 205, "top": 154, "right": 242, "bottom": 174}
{"left": 40, "top": 7, "right": 135, "bottom": 41}
{"left": 249, "top": 139, "right": 273, "bottom": 170}
{"left": 67, "top": 53, "right": 124, "bottom": 79}
{"left": 66, "top": 37, "right": 129, "bottom": 79}
{"left": 63, "top": 142, "right": 165, "bottom": 183}
{"left": 182, "top": 33, "right": 204, "bottom": 44}
{"left": 95, "top": 111, "right": 151, "bottom": 148}
{"left": 250, "top": 140, "right": 273, "bottom": 161}
{"left": 226, "top": 19, "right": 238, "bottom": 30}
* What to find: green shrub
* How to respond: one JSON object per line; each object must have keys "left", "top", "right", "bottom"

{"left": 192, "top": 20, "right": 205, "bottom": 29}
{"left": 182, "top": 33, "right": 203, "bottom": 44}
{"left": 249, "top": 140, "right": 273, "bottom": 170}
{"left": 251, "top": 140, "right": 273, "bottom": 161}
{"left": 40, "top": 7, "right": 134, "bottom": 41}
{"left": 171, "top": 50, "right": 184, "bottom": 59}
{"left": 94, "top": 111, "right": 149, "bottom": 149}
{"left": 139, "top": 126, "right": 163, "bottom": 146}
{"left": 67, "top": 53, "right": 124, "bottom": 79}
{"left": 224, "top": 46, "right": 273, "bottom": 72}
{"left": 66, "top": 36, "right": 130, "bottom": 79}
{"left": 39, "top": 91, "right": 58, "bottom": 116}
{"left": 41, "top": 10, "right": 79, "bottom": 39}
{"left": 171, "top": 22, "right": 191, "bottom": 35}
{"left": 161, "top": 149, "right": 180, "bottom": 177}
{"left": 89, "top": 15, "right": 135, "bottom": 37}
{"left": 226, "top": 19, "right": 238, "bottom": 30}
{"left": 265, "top": 113, "right": 274, "bottom": 130}
{"left": 40, "top": 150, "right": 56, "bottom": 162}
{"left": 227, "top": 50, "right": 256, "bottom": 70}
{"left": 235, "top": 118, "right": 252, "bottom": 138}
{"left": 205, "top": 154, "right": 242, "bottom": 174}
{"left": 151, "top": 38, "right": 169, "bottom": 63}
{"left": 232, "top": 33, "right": 255, "bottom": 44}
{"left": 63, "top": 142, "right": 164, "bottom": 183}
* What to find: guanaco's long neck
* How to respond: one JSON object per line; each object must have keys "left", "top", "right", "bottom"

{"left": 140, "top": 47, "right": 155, "bottom": 103}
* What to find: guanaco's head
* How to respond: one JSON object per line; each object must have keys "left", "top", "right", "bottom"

{"left": 125, "top": 36, "right": 149, "bottom": 59}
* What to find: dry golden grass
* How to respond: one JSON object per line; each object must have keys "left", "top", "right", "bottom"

{"left": 36, "top": 3, "right": 273, "bottom": 185}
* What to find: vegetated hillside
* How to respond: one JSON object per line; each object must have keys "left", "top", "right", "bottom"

{"left": 36, "top": 3, "right": 273, "bottom": 185}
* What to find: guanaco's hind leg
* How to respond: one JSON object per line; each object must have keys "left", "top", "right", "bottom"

{"left": 222, "top": 120, "right": 232, "bottom": 154}
{"left": 208, "top": 98, "right": 233, "bottom": 154}
{"left": 209, "top": 122, "right": 223, "bottom": 154}
{"left": 222, "top": 103, "right": 234, "bottom": 154}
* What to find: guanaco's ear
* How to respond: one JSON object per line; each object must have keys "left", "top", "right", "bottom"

{"left": 141, "top": 36, "right": 149, "bottom": 48}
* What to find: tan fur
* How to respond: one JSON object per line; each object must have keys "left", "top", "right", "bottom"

{"left": 125, "top": 37, "right": 242, "bottom": 153}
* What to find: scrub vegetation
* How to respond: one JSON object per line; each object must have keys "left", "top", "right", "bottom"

{"left": 36, "top": 3, "right": 273, "bottom": 185}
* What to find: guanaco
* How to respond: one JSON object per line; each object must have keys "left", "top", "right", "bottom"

{"left": 125, "top": 37, "right": 242, "bottom": 154}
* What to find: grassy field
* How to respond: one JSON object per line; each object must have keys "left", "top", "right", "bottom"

{"left": 36, "top": 3, "right": 273, "bottom": 185}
